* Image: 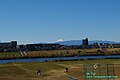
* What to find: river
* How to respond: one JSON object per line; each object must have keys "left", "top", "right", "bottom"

{"left": 0, "top": 55, "right": 120, "bottom": 64}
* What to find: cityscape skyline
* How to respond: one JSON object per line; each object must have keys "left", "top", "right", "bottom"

{"left": 0, "top": 38, "right": 120, "bottom": 45}
{"left": 0, "top": 0, "right": 120, "bottom": 44}
{"left": 0, "top": 38, "right": 120, "bottom": 52}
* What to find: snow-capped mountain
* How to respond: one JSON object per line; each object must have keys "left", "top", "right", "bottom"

{"left": 54, "top": 39, "right": 64, "bottom": 43}
{"left": 55, "top": 40, "right": 82, "bottom": 45}
{"left": 55, "top": 40, "right": 120, "bottom": 45}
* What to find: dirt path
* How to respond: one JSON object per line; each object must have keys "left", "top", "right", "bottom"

{"left": 58, "top": 63, "right": 83, "bottom": 68}
{"left": 41, "top": 69, "right": 67, "bottom": 80}
{"left": 41, "top": 63, "right": 83, "bottom": 80}
{"left": 13, "top": 63, "right": 32, "bottom": 73}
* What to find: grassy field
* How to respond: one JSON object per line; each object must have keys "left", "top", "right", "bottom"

{"left": 0, "top": 59, "right": 120, "bottom": 80}
{"left": 0, "top": 48, "right": 120, "bottom": 59}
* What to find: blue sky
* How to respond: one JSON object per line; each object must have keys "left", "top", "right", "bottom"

{"left": 0, "top": 0, "right": 120, "bottom": 44}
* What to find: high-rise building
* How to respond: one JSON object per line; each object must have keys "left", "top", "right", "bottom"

{"left": 82, "top": 38, "right": 88, "bottom": 46}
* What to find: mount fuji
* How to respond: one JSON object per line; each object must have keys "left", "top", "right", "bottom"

{"left": 54, "top": 39, "right": 120, "bottom": 45}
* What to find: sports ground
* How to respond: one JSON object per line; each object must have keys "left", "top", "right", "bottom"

{"left": 0, "top": 59, "right": 119, "bottom": 80}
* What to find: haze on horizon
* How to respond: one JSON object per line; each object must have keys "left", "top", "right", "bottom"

{"left": 0, "top": 0, "right": 120, "bottom": 44}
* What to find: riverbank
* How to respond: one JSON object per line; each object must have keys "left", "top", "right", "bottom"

{"left": 0, "top": 48, "right": 120, "bottom": 60}
{"left": 0, "top": 59, "right": 119, "bottom": 80}
{"left": 0, "top": 55, "right": 120, "bottom": 64}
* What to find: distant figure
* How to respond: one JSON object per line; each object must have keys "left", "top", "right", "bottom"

{"left": 65, "top": 68, "right": 69, "bottom": 72}
{"left": 36, "top": 69, "right": 41, "bottom": 76}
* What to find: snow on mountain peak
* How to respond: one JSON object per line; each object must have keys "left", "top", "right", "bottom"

{"left": 55, "top": 39, "right": 64, "bottom": 42}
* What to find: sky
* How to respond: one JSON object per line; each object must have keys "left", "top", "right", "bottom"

{"left": 0, "top": 0, "right": 120, "bottom": 44}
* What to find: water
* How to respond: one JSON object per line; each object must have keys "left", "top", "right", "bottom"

{"left": 0, "top": 55, "right": 120, "bottom": 64}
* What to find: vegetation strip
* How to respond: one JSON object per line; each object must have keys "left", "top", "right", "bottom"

{"left": 0, "top": 48, "right": 120, "bottom": 60}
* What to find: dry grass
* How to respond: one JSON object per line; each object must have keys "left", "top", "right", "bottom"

{"left": 0, "top": 59, "right": 119, "bottom": 80}
{"left": 0, "top": 48, "right": 120, "bottom": 59}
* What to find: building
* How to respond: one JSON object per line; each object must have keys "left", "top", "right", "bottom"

{"left": 0, "top": 41, "right": 17, "bottom": 52}
{"left": 26, "top": 43, "right": 60, "bottom": 51}
{"left": 82, "top": 38, "right": 88, "bottom": 46}
{"left": 93, "top": 43, "right": 99, "bottom": 48}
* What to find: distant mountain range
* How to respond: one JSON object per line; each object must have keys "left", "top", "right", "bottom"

{"left": 54, "top": 40, "right": 120, "bottom": 45}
